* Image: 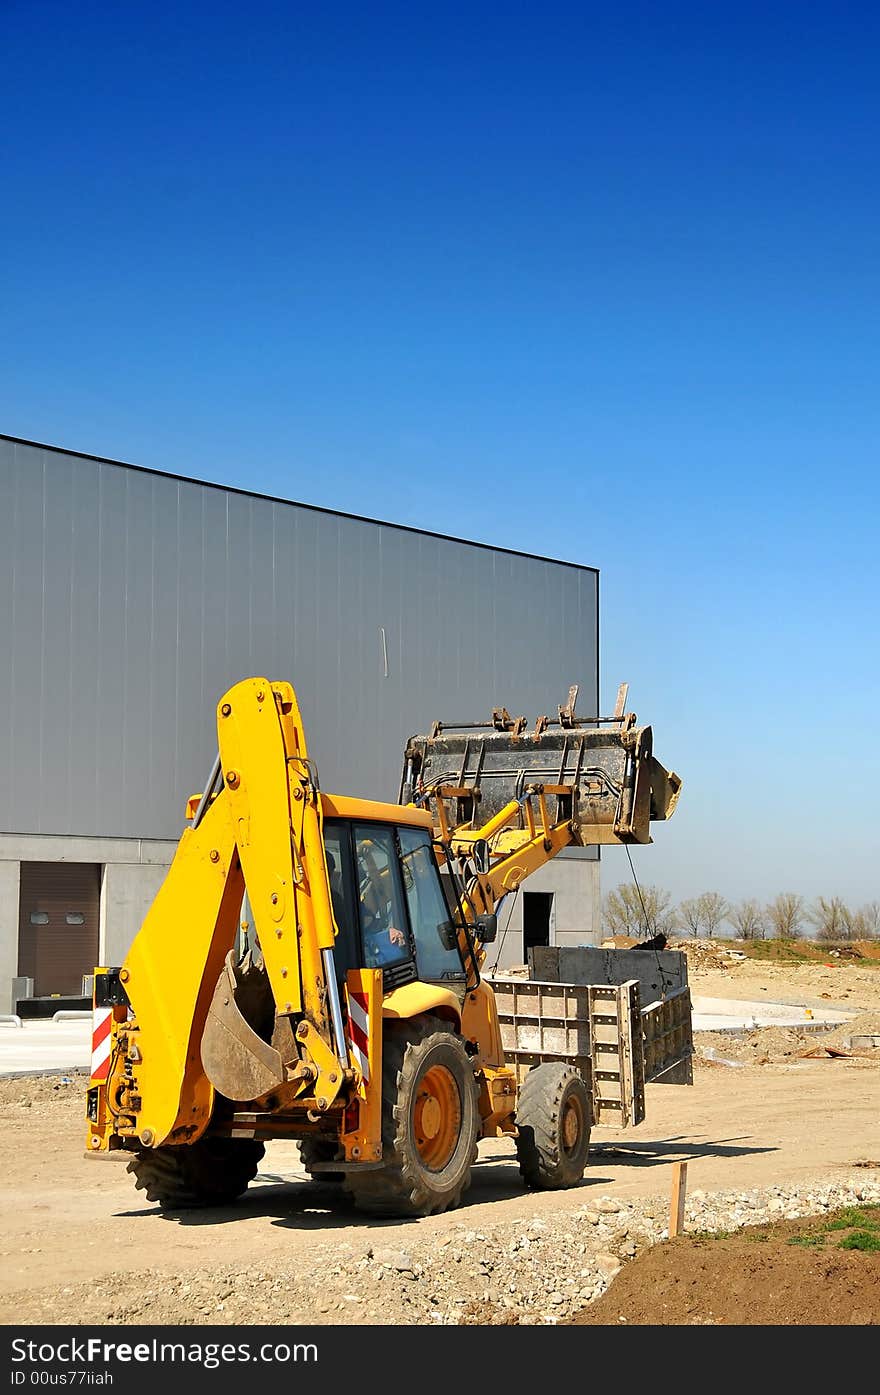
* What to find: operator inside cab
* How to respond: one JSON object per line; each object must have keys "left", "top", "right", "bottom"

{"left": 356, "top": 842, "right": 408, "bottom": 967}
{"left": 323, "top": 831, "right": 411, "bottom": 972}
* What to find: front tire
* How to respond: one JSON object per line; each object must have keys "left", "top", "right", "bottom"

{"left": 346, "top": 1016, "right": 480, "bottom": 1217}
{"left": 515, "top": 1062, "right": 591, "bottom": 1190}
{"left": 127, "top": 1137, "right": 265, "bottom": 1209}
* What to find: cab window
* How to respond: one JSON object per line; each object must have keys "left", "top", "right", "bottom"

{"left": 398, "top": 826, "right": 464, "bottom": 981}
{"left": 322, "top": 820, "right": 359, "bottom": 976}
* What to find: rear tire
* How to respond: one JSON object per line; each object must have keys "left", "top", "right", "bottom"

{"left": 127, "top": 1137, "right": 265, "bottom": 1209}
{"left": 515, "top": 1062, "right": 591, "bottom": 1190}
{"left": 346, "top": 1016, "right": 479, "bottom": 1218}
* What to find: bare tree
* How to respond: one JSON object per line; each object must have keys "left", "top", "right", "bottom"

{"left": 677, "top": 898, "right": 702, "bottom": 937}
{"left": 603, "top": 884, "right": 677, "bottom": 938}
{"left": 807, "top": 896, "right": 852, "bottom": 942}
{"left": 765, "top": 892, "right": 804, "bottom": 940}
{"left": 850, "top": 901, "right": 880, "bottom": 939}
{"left": 675, "top": 892, "right": 728, "bottom": 938}
{"left": 697, "top": 892, "right": 729, "bottom": 938}
{"left": 603, "top": 883, "right": 644, "bottom": 937}
{"left": 728, "top": 899, "right": 766, "bottom": 940}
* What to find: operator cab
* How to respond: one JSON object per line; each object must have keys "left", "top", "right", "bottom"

{"left": 320, "top": 799, "right": 466, "bottom": 993}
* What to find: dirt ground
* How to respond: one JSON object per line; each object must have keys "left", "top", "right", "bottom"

{"left": 572, "top": 1206, "right": 880, "bottom": 1326}
{"left": 2, "top": 942, "right": 879, "bottom": 1327}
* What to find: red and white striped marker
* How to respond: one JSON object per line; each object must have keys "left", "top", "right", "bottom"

{"left": 347, "top": 989, "right": 370, "bottom": 1083}
{"left": 91, "top": 1007, "right": 113, "bottom": 1082}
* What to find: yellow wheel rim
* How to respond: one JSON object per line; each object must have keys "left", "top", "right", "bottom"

{"left": 413, "top": 1064, "right": 461, "bottom": 1171}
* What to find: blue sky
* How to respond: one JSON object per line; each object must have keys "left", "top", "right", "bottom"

{"left": 2, "top": 2, "right": 879, "bottom": 913}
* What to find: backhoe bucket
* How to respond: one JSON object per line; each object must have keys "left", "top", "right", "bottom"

{"left": 201, "top": 951, "right": 286, "bottom": 1102}
{"left": 401, "top": 700, "right": 681, "bottom": 846}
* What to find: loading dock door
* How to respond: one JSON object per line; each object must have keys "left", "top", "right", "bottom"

{"left": 17, "top": 863, "right": 101, "bottom": 996}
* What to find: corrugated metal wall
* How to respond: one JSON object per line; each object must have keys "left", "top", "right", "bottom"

{"left": 0, "top": 436, "right": 598, "bottom": 841}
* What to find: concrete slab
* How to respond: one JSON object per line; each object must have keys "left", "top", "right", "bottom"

{"left": 690, "top": 994, "right": 854, "bottom": 1032}
{"left": 0, "top": 1019, "right": 90, "bottom": 1076}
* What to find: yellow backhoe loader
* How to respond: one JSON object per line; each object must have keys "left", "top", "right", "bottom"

{"left": 86, "top": 677, "right": 682, "bottom": 1217}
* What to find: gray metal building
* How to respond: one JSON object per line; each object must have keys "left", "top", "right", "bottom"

{"left": 0, "top": 434, "right": 601, "bottom": 1010}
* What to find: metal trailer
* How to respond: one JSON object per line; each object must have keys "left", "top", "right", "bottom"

{"left": 488, "top": 974, "right": 693, "bottom": 1129}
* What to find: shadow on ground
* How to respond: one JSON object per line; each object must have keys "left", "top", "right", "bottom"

{"left": 112, "top": 1134, "right": 775, "bottom": 1231}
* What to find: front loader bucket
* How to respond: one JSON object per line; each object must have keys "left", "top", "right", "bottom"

{"left": 401, "top": 695, "right": 680, "bottom": 846}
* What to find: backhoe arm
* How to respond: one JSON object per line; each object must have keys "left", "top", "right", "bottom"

{"left": 106, "top": 678, "right": 348, "bottom": 1148}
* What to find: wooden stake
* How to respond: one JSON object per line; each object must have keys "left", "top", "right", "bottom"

{"left": 669, "top": 1160, "right": 688, "bottom": 1237}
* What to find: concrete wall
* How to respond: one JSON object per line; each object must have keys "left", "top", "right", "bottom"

{"left": 0, "top": 833, "right": 178, "bottom": 867}
{"left": 486, "top": 855, "right": 601, "bottom": 971}
{"left": 100, "top": 862, "right": 173, "bottom": 966}
{"left": 530, "top": 944, "right": 688, "bottom": 1004}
